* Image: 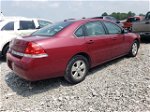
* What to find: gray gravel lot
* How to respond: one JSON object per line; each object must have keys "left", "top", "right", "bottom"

{"left": 0, "top": 42, "right": 150, "bottom": 112}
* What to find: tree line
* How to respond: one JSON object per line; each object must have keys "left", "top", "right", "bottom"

{"left": 101, "top": 11, "right": 145, "bottom": 20}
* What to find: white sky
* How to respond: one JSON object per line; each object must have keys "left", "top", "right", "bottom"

{"left": 0, "top": 0, "right": 149, "bottom": 22}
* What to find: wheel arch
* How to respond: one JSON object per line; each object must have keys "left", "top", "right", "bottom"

{"left": 134, "top": 39, "right": 140, "bottom": 48}
{"left": 70, "top": 52, "right": 92, "bottom": 68}
{"left": 2, "top": 42, "right": 10, "bottom": 55}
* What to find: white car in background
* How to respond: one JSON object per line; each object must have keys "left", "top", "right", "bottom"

{"left": 0, "top": 17, "right": 52, "bottom": 58}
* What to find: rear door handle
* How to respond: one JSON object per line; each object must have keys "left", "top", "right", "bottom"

{"left": 86, "top": 40, "right": 94, "bottom": 44}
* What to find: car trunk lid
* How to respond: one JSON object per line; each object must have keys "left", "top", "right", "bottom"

{"left": 10, "top": 36, "right": 50, "bottom": 58}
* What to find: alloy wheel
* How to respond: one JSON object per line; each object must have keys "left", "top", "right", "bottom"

{"left": 132, "top": 42, "right": 138, "bottom": 56}
{"left": 71, "top": 60, "right": 86, "bottom": 80}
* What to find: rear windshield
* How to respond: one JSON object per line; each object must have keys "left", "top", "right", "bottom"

{"left": 32, "top": 21, "right": 73, "bottom": 37}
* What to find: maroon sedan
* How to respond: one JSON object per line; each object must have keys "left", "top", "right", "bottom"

{"left": 7, "top": 19, "right": 140, "bottom": 84}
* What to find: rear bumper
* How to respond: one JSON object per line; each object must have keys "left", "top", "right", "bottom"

{"left": 6, "top": 53, "right": 63, "bottom": 81}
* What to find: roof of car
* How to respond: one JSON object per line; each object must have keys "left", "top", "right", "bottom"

{"left": 0, "top": 16, "right": 52, "bottom": 22}
{"left": 57, "top": 17, "right": 111, "bottom": 24}
{"left": 0, "top": 17, "right": 35, "bottom": 22}
{"left": 0, "top": 18, "right": 36, "bottom": 29}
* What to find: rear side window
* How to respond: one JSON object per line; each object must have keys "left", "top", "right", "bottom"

{"left": 1, "top": 22, "right": 14, "bottom": 31}
{"left": 85, "top": 21, "right": 106, "bottom": 36}
{"left": 75, "top": 26, "right": 85, "bottom": 37}
{"left": 19, "top": 21, "right": 35, "bottom": 30}
{"left": 32, "top": 21, "right": 73, "bottom": 37}
{"left": 103, "top": 22, "right": 122, "bottom": 34}
{"left": 38, "top": 20, "right": 51, "bottom": 28}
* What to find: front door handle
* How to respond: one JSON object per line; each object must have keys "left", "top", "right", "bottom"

{"left": 86, "top": 40, "right": 94, "bottom": 44}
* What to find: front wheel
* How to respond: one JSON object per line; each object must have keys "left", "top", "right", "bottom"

{"left": 128, "top": 40, "right": 139, "bottom": 57}
{"left": 64, "top": 55, "right": 89, "bottom": 84}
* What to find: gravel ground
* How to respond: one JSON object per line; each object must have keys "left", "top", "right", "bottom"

{"left": 0, "top": 42, "right": 150, "bottom": 112}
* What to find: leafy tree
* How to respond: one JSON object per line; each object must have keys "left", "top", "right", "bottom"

{"left": 101, "top": 11, "right": 137, "bottom": 20}
{"left": 139, "top": 13, "right": 145, "bottom": 16}
{"left": 127, "top": 11, "right": 135, "bottom": 17}
{"left": 101, "top": 12, "right": 108, "bottom": 16}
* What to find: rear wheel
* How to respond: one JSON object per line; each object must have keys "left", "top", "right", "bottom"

{"left": 64, "top": 55, "right": 89, "bottom": 84}
{"left": 128, "top": 40, "right": 139, "bottom": 57}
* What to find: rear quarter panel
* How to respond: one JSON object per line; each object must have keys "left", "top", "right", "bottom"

{"left": 34, "top": 36, "right": 89, "bottom": 77}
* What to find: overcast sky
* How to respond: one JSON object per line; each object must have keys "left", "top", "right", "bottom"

{"left": 0, "top": 0, "right": 150, "bottom": 22}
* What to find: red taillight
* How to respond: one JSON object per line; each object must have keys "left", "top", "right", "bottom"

{"left": 11, "top": 41, "right": 48, "bottom": 58}
{"left": 25, "top": 42, "right": 46, "bottom": 55}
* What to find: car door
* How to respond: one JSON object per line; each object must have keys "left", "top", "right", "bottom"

{"left": 1, "top": 21, "right": 16, "bottom": 36}
{"left": 16, "top": 20, "right": 37, "bottom": 36}
{"left": 0, "top": 21, "right": 18, "bottom": 52}
{"left": 102, "top": 21, "right": 126, "bottom": 58}
{"left": 83, "top": 21, "right": 113, "bottom": 66}
{"left": 0, "top": 21, "right": 16, "bottom": 42}
{"left": 133, "top": 12, "right": 150, "bottom": 33}
{"left": 141, "top": 12, "right": 150, "bottom": 32}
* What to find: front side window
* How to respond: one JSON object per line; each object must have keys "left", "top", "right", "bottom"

{"left": 1, "top": 22, "right": 14, "bottom": 31}
{"left": 19, "top": 21, "right": 35, "bottom": 30}
{"left": 103, "top": 22, "right": 122, "bottom": 34}
{"left": 85, "top": 21, "right": 106, "bottom": 36}
{"left": 32, "top": 21, "right": 73, "bottom": 37}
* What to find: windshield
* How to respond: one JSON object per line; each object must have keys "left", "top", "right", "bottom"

{"left": 32, "top": 21, "right": 73, "bottom": 37}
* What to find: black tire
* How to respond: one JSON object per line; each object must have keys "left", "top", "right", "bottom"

{"left": 2, "top": 44, "right": 9, "bottom": 59}
{"left": 64, "top": 55, "right": 89, "bottom": 84}
{"left": 128, "top": 40, "right": 139, "bottom": 57}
